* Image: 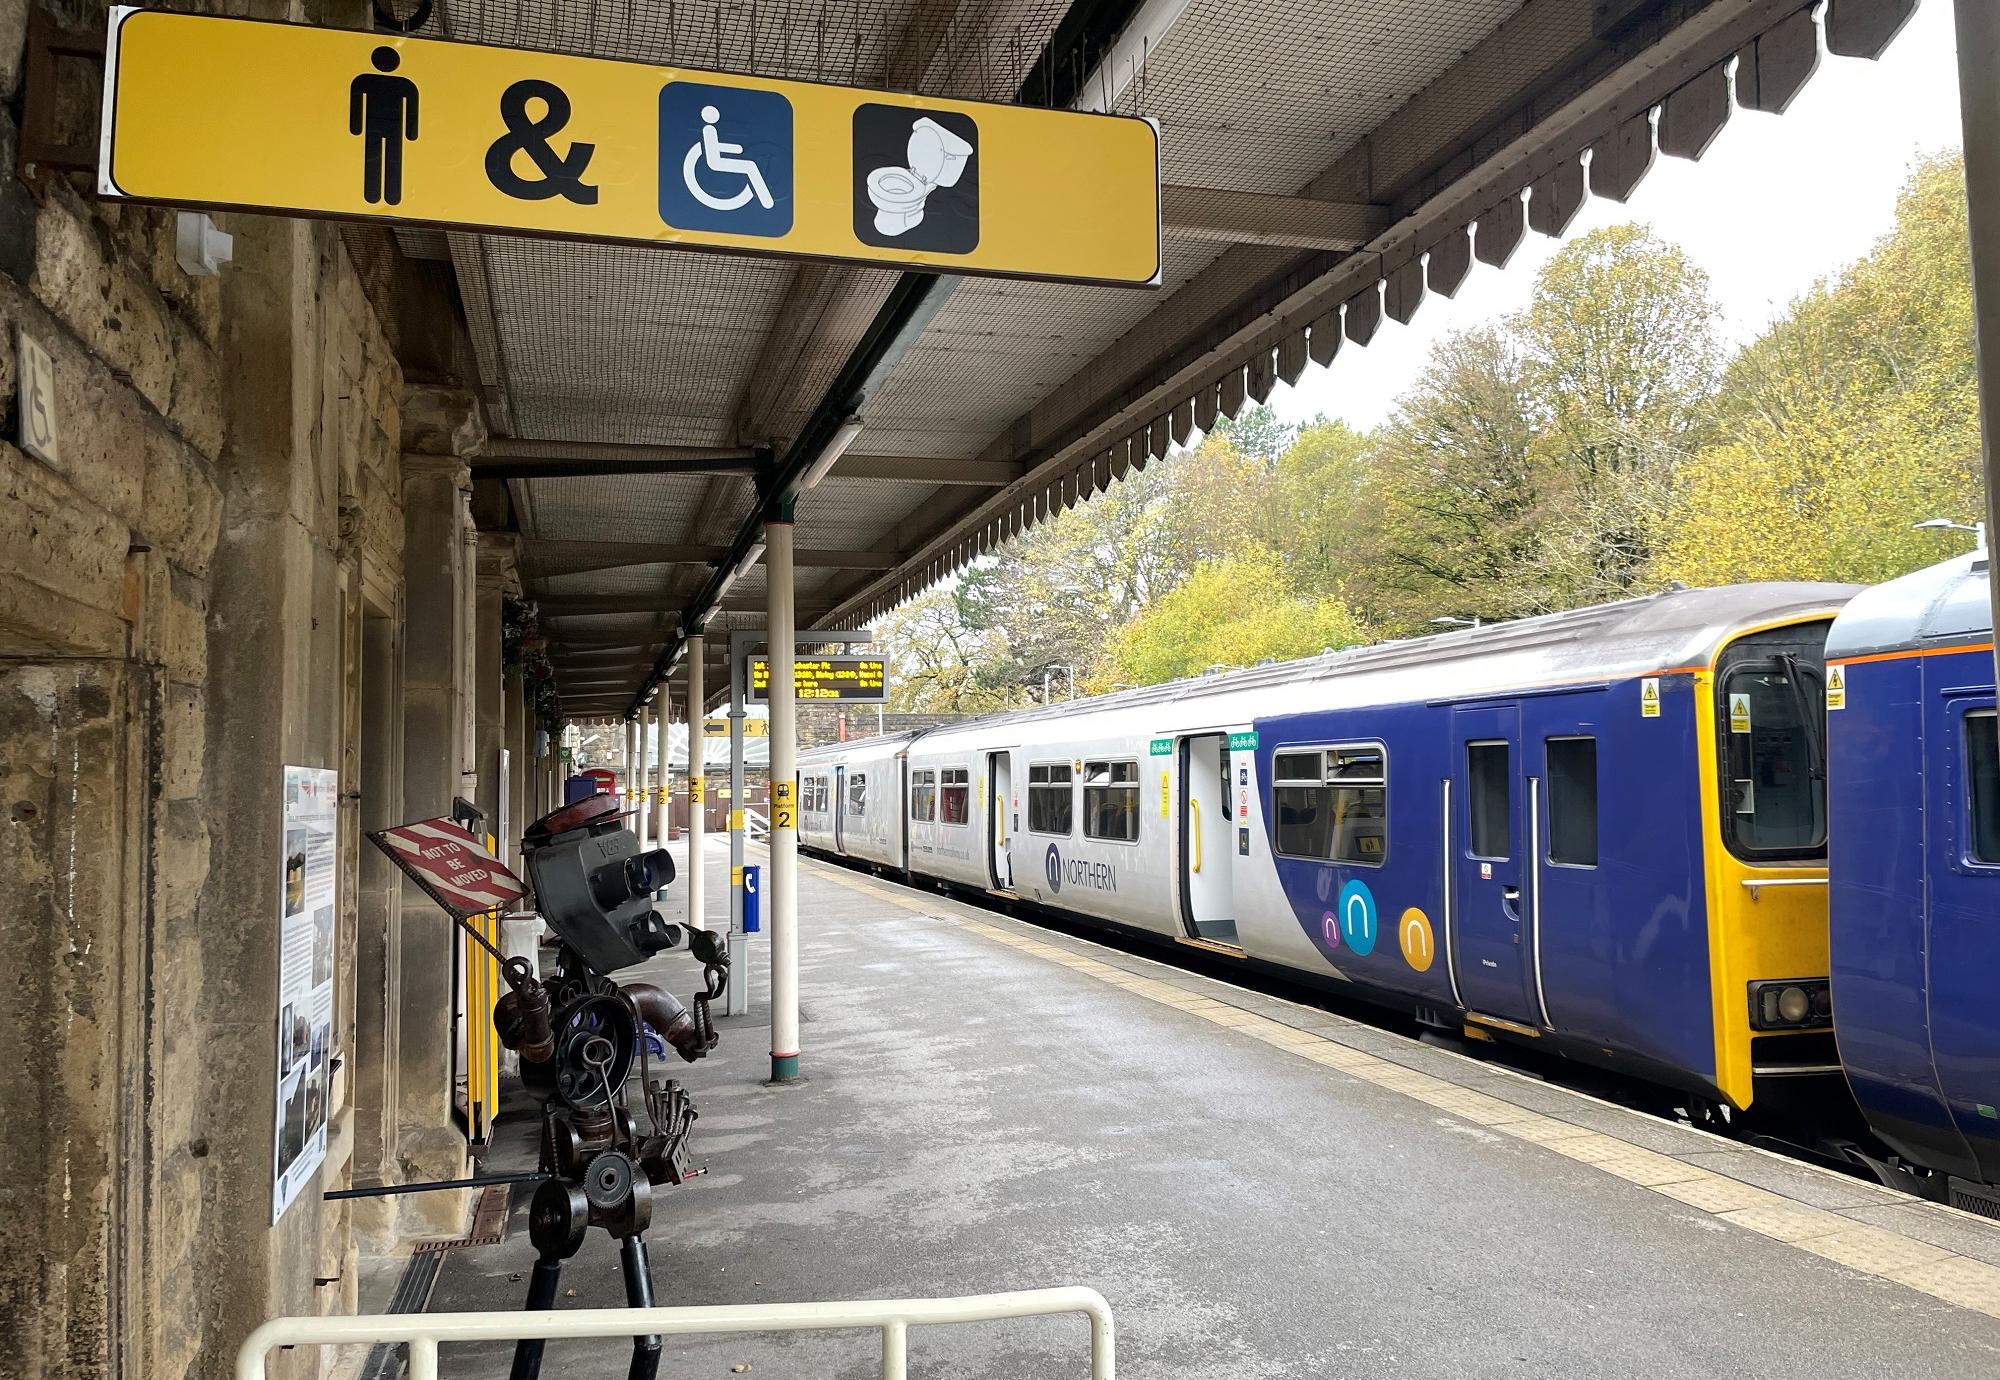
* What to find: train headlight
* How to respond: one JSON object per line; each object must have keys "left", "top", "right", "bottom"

{"left": 1749, "top": 978, "right": 1832, "bottom": 1030}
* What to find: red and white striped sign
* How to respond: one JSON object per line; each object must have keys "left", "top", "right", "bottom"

{"left": 369, "top": 818, "right": 527, "bottom": 919}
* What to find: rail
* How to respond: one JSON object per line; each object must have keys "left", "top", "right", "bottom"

{"left": 237, "top": 1287, "right": 1115, "bottom": 1380}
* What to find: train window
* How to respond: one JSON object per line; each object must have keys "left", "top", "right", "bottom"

{"left": 1028, "top": 763, "right": 1074, "bottom": 835}
{"left": 1272, "top": 745, "right": 1385, "bottom": 864}
{"left": 1274, "top": 752, "right": 1332, "bottom": 859}
{"left": 1545, "top": 737, "right": 1598, "bottom": 867}
{"left": 1467, "top": 741, "right": 1510, "bottom": 859}
{"left": 847, "top": 773, "right": 867, "bottom": 816}
{"left": 803, "top": 776, "right": 826, "bottom": 814}
{"left": 940, "top": 767, "right": 971, "bottom": 826}
{"left": 1721, "top": 664, "right": 1826, "bottom": 858}
{"left": 909, "top": 769, "right": 936, "bottom": 823}
{"left": 1969, "top": 712, "right": 2000, "bottom": 865}
{"left": 1083, "top": 760, "right": 1141, "bottom": 843}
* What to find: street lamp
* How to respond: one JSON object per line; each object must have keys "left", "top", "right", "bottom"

{"left": 1914, "top": 517, "right": 1987, "bottom": 548}
{"left": 1430, "top": 615, "right": 1482, "bottom": 629}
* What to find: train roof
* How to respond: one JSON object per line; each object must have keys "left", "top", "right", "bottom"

{"left": 1827, "top": 552, "right": 1993, "bottom": 660}
{"left": 805, "top": 581, "right": 1854, "bottom": 761}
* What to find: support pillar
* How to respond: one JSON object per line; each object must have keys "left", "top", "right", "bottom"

{"left": 686, "top": 633, "right": 707, "bottom": 928}
{"left": 639, "top": 702, "right": 655, "bottom": 851}
{"left": 505, "top": 662, "right": 528, "bottom": 865}
{"left": 767, "top": 520, "right": 800, "bottom": 1082}
{"left": 392, "top": 454, "right": 477, "bottom": 1236}
{"left": 1958, "top": 0, "right": 2000, "bottom": 692}
{"left": 726, "top": 641, "right": 750, "bottom": 1015}
{"left": 472, "top": 536, "right": 514, "bottom": 850}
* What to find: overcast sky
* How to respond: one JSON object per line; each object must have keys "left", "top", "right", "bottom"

{"left": 1267, "top": 2, "right": 1968, "bottom": 433}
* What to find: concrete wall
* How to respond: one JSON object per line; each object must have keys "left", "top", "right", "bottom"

{"left": 0, "top": 7, "right": 508, "bottom": 1375}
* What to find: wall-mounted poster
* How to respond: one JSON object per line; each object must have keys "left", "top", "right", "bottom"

{"left": 274, "top": 765, "right": 338, "bottom": 1223}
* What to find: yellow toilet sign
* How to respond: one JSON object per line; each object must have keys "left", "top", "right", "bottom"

{"left": 98, "top": 9, "right": 1162, "bottom": 286}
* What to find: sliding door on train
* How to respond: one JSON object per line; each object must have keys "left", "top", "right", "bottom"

{"left": 1180, "top": 733, "right": 1237, "bottom": 943}
{"left": 1450, "top": 705, "right": 1542, "bottom": 1029}
{"left": 833, "top": 765, "right": 847, "bottom": 853}
{"left": 989, "top": 750, "right": 1014, "bottom": 891}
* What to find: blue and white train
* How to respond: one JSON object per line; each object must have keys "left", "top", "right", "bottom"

{"left": 800, "top": 562, "right": 2000, "bottom": 1206}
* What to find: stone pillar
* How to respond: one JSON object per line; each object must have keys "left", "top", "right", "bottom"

{"left": 351, "top": 609, "right": 404, "bottom": 1226}
{"left": 391, "top": 452, "right": 476, "bottom": 1236}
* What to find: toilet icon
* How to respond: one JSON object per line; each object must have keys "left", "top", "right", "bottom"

{"left": 865, "top": 117, "right": 974, "bottom": 237}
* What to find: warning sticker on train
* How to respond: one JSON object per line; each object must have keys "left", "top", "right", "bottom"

{"left": 1826, "top": 664, "right": 1846, "bottom": 711}
{"left": 1729, "top": 693, "right": 1752, "bottom": 734}
{"left": 1640, "top": 677, "right": 1661, "bottom": 718}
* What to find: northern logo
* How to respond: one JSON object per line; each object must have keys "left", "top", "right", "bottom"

{"left": 1044, "top": 842, "right": 1116, "bottom": 895}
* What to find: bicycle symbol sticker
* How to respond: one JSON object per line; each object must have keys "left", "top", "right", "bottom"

{"left": 658, "top": 81, "right": 793, "bottom": 237}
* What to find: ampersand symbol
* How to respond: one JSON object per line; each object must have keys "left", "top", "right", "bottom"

{"left": 484, "top": 79, "right": 598, "bottom": 204}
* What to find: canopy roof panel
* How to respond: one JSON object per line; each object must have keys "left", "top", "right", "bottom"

{"left": 427, "top": 0, "right": 1921, "bottom": 720}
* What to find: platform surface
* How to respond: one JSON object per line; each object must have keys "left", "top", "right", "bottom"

{"left": 424, "top": 840, "right": 2000, "bottom": 1378}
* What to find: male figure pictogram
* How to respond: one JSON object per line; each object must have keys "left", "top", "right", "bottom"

{"left": 350, "top": 46, "right": 419, "bottom": 206}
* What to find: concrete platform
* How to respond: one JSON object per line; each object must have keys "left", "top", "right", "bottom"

{"left": 422, "top": 841, "right": 2000, "bottom": 1378}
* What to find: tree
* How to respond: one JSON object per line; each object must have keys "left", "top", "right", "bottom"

{"left": 1096, "top": 547, "right": 1371, "bottom": 688}
{"left": 874, "top": 587, "right": 1025, "bottom": 714}
{"left": 1652, "top": 152, "right": 1982, "bottom": 587}
{"left": 1209, "top": 402, "right": 1296, "bottom": 469}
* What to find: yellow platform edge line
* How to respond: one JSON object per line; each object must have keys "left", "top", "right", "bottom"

{"left": 793, "top": 855, "right": 2000, "bottom": 1320}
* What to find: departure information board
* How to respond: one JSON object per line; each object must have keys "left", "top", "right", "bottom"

{"left": 748, "top": 656, "right": 887, "bottom": 703}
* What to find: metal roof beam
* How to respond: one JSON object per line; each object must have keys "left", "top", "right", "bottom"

{"left": 470, "top": 441, "right": 767, "bottom": 480}
{"left": 542, "top": 594, "right": 833, "bottom": 616}
{"left": 527, "top": 540, "right": 902, "bottom": 572}
{"left": 834, "top": 455, "right": 1024, "bottom": 485}
{"left": 1162, "top": 184, "right": 1390, "bottom": 252}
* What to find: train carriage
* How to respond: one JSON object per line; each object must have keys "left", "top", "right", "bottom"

{"left": 802, "top": 582, "right": 1855, "bottom": 1118}
{"left": 1827, "top": 552, "right": 2000, "bottom": 1203}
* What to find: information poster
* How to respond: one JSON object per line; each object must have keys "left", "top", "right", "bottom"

{"left": 273, "top": 765, "right": 338, "bottom": 1223}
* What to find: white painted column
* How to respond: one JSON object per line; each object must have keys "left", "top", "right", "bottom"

{"left": 687, "top": 633, "right": 707, "bottom": 929}
{"left": 767, "top": 521, "right": 800, "bottom": 1082}
{"left": 641, "top": 703, "right": 657, "bottom": 851}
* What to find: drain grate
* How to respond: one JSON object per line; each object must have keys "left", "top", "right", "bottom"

{"left": 410, "top": 1184, "right": 513, "bottom": 1253}
{"left": 356, "top": 1253, "right": 441, "bottom": 1380}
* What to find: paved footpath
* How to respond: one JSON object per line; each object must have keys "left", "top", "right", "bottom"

{"left": 424, "top": 841, "right": 2000, "bottom": 1378}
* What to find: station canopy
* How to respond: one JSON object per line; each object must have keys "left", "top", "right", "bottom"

{"left": 407, "top": 0, "right": 1919, "bottom": 720}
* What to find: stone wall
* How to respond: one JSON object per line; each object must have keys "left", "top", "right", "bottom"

{"left": 0, "top": 2, "right": 465, "bottom": 1373}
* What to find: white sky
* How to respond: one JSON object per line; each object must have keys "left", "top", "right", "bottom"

{"left": 1266, "top": 2, "right": 1967, "bottom": 433}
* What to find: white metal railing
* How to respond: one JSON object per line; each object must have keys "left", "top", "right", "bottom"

{"left": 237, "top": 1287, "right": 1114, "bottom": 1380}
{"left": 744, "top": 807, "right": 770, "bottom": 840}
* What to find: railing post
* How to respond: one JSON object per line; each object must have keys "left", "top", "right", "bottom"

{"left": 408, "top": 1336, "right": 440, "bottom": 1380}
{"left": 881, "top": 1320, "right": 907, "bottom": 1380}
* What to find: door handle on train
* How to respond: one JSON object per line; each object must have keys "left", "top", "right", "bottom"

{"left": 1190, "top": 799, "right": 1203, "bottom": 873}
{"left": 1501, "top": 885, "right": 1521, "bottom": 920}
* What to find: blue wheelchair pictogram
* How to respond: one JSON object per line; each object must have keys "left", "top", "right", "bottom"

{"left": 1337, "top": 878, "right": 1378, "bottom": 956}
{"left": 659, "top": 82, "right": 793, "bottom": 237}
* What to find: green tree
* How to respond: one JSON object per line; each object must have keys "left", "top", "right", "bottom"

{"left": 1652, "top": 152, "right": 1982, "bottom": 587}
{"left": 1096, "top": 547, "right": 1371, "bottom": 688}
{"left": 1210, "top": 402, "right": 1296, "bottom": 469}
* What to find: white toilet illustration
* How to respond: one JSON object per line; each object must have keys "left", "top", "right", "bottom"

{"left": 866, "top": 117, "right": 973, "bottom": 237}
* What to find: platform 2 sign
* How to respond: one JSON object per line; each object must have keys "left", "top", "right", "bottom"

{"left": 98, "top": 9, "right": 1162, "bottom": 286}
{"left": 748, "top": 656, "right": 887, "bottom": 703}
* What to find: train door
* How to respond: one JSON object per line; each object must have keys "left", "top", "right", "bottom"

{"left": 1450, "top": 704, "right": 1541, "bottom": 1027}
{"left": 988, "top": 750, "right": 1014, "bottom": 890}
{"left": 1930, "top": 694, "right": 2000, "bottom": 1183}
{"left": 833, "top": 765, "right": 846, "bottom": 853}
{"left": 1180, "top": 733, "right": 1237, "bottom": 943}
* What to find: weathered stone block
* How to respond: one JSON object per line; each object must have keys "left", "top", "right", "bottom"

{"left": 154, "top": 565, "right": 207, "bottom": 684}
{"left": 32, "top": 185, "right": 176, "bottom": 417}
{"left": 0, "top": 442, "right": 128, "bottom": 654}
{"left": 159, "top": 680, "right": 203, "bottom": 801}
{"left": 166, "top": 311, "right": 224, "bottom": 460}
{"left": 154, "top": 797, "right": 209, "bottom": 929}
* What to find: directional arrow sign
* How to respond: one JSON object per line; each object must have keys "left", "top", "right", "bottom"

{"left": 99, "top": 9, "right": 1162, "bottom": 286}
